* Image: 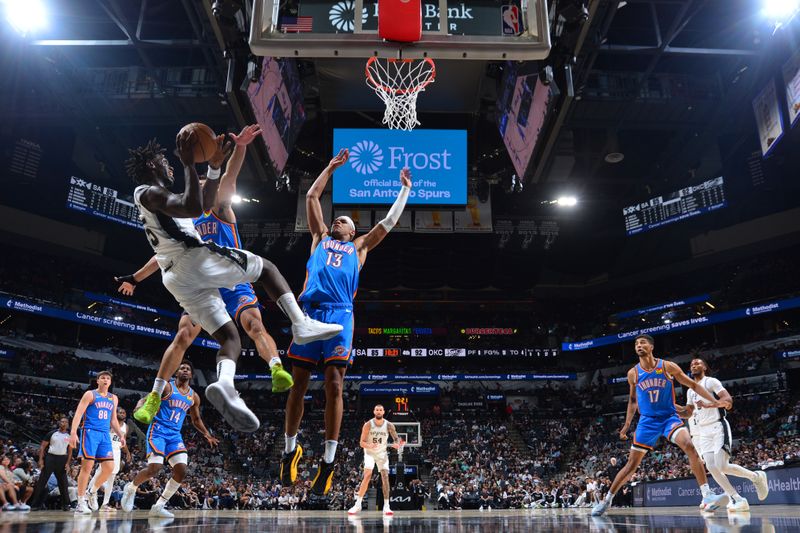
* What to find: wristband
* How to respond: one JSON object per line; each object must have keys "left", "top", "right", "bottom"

{"left": 117, "top": 274, "right": 138, "bottom": 285}
{"left": 206, "top": 166, "right": 221, "bottom": 180}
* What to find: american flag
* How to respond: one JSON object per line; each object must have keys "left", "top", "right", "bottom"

{"left": 280, "top": 16, "right": 313, "bottom": 33}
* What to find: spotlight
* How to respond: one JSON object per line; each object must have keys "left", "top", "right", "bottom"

{"left": 4, "top": 0, "right": 47, "bottom": 35}
{"left": 113, "top": 315, "right": 123, "bottom": 321}
{"left": 231, "top": 194, "right": 243, "bottom": 204}
{"left": 556, "top": 196, "right": 577, "bottom": 207}
{"left": 763, "top": 0, "right": 799, "bottom": 20}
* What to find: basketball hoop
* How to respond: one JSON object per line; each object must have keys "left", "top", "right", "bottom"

{"left": 365, "top": 57, "right": 436, "bottom": 131}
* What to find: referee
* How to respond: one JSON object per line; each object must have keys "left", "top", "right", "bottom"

{"left": 30, "top": 417, "right": 73, "bottom": 510}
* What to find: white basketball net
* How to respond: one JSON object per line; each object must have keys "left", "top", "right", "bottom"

{"left": 365, "top": 57, "right": 436, "bottom": 131}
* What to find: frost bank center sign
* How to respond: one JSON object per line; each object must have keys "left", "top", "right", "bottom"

{"left": 332, "top": 129, "right": 467, "bottom": 206}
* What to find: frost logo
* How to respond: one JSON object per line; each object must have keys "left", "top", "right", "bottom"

{"left": 350, "top": 140, "right": 384, "bottom": 175}
{"left": 329, "top": 1, "right": 368, "bottom": 32}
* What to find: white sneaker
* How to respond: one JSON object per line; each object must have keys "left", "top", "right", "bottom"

{"left": 149, "top": 504, "right": 174, "bottom": 518}
{"left": 487, "top": 505, "right": 492, "bottom": 511}
{"left": 292, "top": 316, "right": 343, "bottom": 345}
{"left": 86, "top": 489, "right": 99, "bottom": 511}
{"left": 3, "top": 504, "right": 17, "bottom": 511}
{"left": 15, "top": 503, "right": 30, "bottom": 512}
{"left": 74, "top": 501, "right": 92, "bottom": 515}
{"left": 205, "top": 380, "right": 260, "bottom": 432}
{"left": 347, "top": 503, "right": 362, "bottom": 515}
{"left": 121, "top": 482, "right": 136, "bottom": 512}
{"left": 383, "top": 506, "right": 393, "bottom": 516}
{"left": 753, "top": 471, "right": 769, "bottom": 501}
{"left": 727, "top": 497, "right": 750, "bottom": 513}
{"left": 479, "top": 505, "right": 484, "bottom": 511}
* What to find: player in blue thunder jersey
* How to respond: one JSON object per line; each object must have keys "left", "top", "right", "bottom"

{"left": 281, "top": 148, "right": 413, "bottom": 497}
{"left": 592, "top": 335, "right": 727, "bottom": 516}
{"left": 118, "top": 125, "right": 294, "bottom": 428}
{"left": 69, "top": 371, "right": 125, "bottom": 515}
{"left": 121, "top": 361, "right": 218, "bottom": 518}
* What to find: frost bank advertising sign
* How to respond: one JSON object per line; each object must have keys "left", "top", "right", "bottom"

{"left": 641, "top": 467, "right": 800, "bottom": 507}
{"left": 332, "top": 129, "right": 467, "bottom": 206}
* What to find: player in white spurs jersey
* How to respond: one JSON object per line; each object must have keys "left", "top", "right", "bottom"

{"left": 680, "top": 358, "right": 769, "bottom": 512}
{"left": 348, "top": 405, "right": 404, "bottom": 516}
{"left": 124, "top": 133, "right": 342, "bottom": 432}
{"left": 89, "top": 407, "right": 131, "bottom": 511}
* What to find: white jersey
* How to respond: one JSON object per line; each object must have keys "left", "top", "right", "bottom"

{"left": 687, "top": 376, "right": 726, "bottom": 429}
{"left": 111, "top": 422, "right": 127, "bottom": 449}
{"left": 134, "top": 185, "right": 205, "bottom": 270}
{"left": 367, "top": 418, "right": 391, "bottom": 454}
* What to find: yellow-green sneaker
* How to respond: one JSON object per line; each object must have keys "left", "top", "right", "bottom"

{"left": 271, "top": 363, "right": 294, "bottom": 393}
{"left": 133, "top": 391, "right": 162, "bottom": 424}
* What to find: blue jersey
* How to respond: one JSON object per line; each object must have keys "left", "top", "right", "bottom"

{"left": 299, "top": 237, "right": 360, "bottom": 305}
{"left": 82, "top": 391, "right": 115, "bottom": 431}
{"left": 152, "top": 381, "right": 194, "bottom": 434}
{"left": 635, "top": 359, "right": 677, "bottom": 418}
{"left": 194, "top": 210, "right": 241, "bottom": 249}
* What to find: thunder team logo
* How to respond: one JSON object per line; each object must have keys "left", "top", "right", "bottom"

{"left": 349, "top": 140, "right": 384, "bottom": 175}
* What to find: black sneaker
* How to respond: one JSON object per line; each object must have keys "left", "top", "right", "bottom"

{"left": 280, "top": 444, "right": 303, "bottom": 486}
{"left": 311, "top": 459, "right": 335, "bottom": 496}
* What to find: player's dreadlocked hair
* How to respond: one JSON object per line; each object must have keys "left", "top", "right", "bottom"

{"left": 124, "top": 139, "right": 165, "bottom": 184}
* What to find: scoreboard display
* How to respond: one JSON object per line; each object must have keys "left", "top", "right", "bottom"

{"left": 623, "top": 176, "right": 726, "bottom": 236}
{"left": 66, "top": 176, "right": 141, "bottom": 228}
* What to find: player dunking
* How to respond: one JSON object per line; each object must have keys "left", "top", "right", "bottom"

{"left": 348, "top": 405, "right": 404, "bottom": 516}
{"left": 125, "top": 131, "right": 342, "bottom": 432}
{"left": 280, "top": 149, "right": 412, "bottom": 497}
{"left": 121, "top": 361, "right": 218, "bottom": 517}
{"left": 118, "top": 125, "right": 293, "bottom": 426}
{"left": 69, "top": 371, "right": 126, "bottom": 515}
{"left": 680, "top": 357, "right": 769, "bottom": 512}
{"left": 88, "top": 406, "right": 131, "bottom": 511}
{"left": 592, "top": 335, "right": 727, "bottom": 516}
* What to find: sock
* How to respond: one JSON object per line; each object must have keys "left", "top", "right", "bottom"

{"left": 217, "top": 359, "right": 236, "bottom": 383}
{"left": 269, "top": 357, "right": 282, "bottom": 369}
{"left": 277, "top": 293, "right": 305, "bottom": 324}
{"left": 605, "top": 491, "right": 615, "bottom": 503}
{"left": 700, "top": 484, "right": 711, "bottom": 498}
{"left": 103, "top": 475, "right": 115, "bottom": 506}
{"left": 323, "top": 440, "right": 338, "bottom": 463}
{"left": 355, "top": 495, "right": 362, "bottom": 504}
{"left": 384, "top": 499, "right": 390, "bottom": 507}
{"left": 285, "top": 434, "right": 297, "bottom": 454}
{"left": 152, "top": 378, "right": 167, "bottom": 395}
{"left": 157, "top": 479, "right": 181, "bottom": 506}
{"left": 131, "top": 482, "right": 139, "bottom": 490}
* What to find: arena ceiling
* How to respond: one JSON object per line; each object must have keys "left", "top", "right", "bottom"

{"left": 0, "top": 0, "right": 798, "bottom": 293}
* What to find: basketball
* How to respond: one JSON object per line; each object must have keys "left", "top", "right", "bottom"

{"left": 178, "top": 122, "right": 218, "bottom": 163}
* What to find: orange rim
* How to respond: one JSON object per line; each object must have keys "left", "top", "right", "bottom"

{"left": 365, "top": 57, "right": 436, "bottom": 95}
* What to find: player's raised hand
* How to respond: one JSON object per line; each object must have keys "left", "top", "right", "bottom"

{"left": 205, "top": 434, "right": 220, "bottom": 448}
{"left": 208, "top": 134, "right": 234, "bottom": 170}
{"left": 115, "top": 275, "right": 137, "bottom": 295}
{"left": 618, "top": 424, "right": 630, "bottom": 441}
{"left": 329, "top": 148, "right": 349, "bottom": 170}
{"left": 176, "top": 130, "right": 197, "bottom": 167}
{"left": 230, "top": 124, "right": 262, "bottom": 146}
{"left": 400, "top": 167, "right": 412, "bottom": 188}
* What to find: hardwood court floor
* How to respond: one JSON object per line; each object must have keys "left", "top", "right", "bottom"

{"left": 1, "top": 506, "right": 798, "bottom": 532}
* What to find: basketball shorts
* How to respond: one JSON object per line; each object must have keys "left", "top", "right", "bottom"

{"left": 220, "top": 283, "right": 259, "bottom": 326}
{"left": 111, "top": 445, "right": 122, "bottom": 474}
{"left": 288, "top": 303, "right": 354, "bottom": 369}
{"left": 162, "top": 244, "right": 263, "bottom": 335}
{"left": 364, "top": 450, "right": 390, "bottom": 472}
{"left": 691, "top": 419, "right": 732, "bottom": 457}
{"left": 79, "top": 428, "right": 114, "bottom": 462}
{"left": 632, "top": 414, "right": 686, "bottom": 452}
{"left": 146, "top": 424, "right": 187, "bottom": 460}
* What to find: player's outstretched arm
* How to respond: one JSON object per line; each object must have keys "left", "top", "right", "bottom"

{"left": 694, "top": 378, "right": 733, "bottom": 411}
{"left": 201, "top": 135, "right": 233, "bottom": 215}
{"left": 115, "top": 256, "right": 160, "bottom": 295}
{"left": 139, "top": 131, "right": 203, "bottom": 218}
{"left": 306, "top": 149, "right": 349, "bottom": 250}
{"left": 69, "top": 391, "right": 94, "bottom": 447}
{"left": 666, "top": 361, "right": 727, "bottom": 408}
{"left": 619, "top": 367, "right": 638, "bottom": 440}
{"left": 215, "top": 125, "right": 261, "bottom": 224}
{"left": 674, "top": 404, "right": 694, "bottom": 419}
{"left": 355, "top": 168, "right": 412, "bottom": 256}
{"left": 189, "top": 395, "right": 219, "bottom": 448}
